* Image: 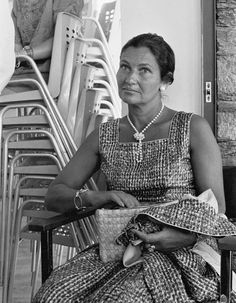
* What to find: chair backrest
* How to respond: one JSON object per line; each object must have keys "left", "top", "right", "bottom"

{"left": 48, "top": 12, "right": 83, "bottom": 99}
{"left": 223, "top": 166, "right": 236, "bottom": 219}
{"left": 97, "top": 1, "right": 117, "bottom": 41}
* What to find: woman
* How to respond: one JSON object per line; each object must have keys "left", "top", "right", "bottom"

{"left": 33, "top": 33, "right": 229, "bottom": 302}
{"left": 3, "top": 0, "right": 84, "bottom": 94}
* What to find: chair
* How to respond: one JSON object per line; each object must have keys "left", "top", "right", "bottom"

{"left": 26, "top": 166, "right": 236, "bottom": 303}
{"left": 0, "top": 101, "right": 67, "bottom": 285}
{"left": 1, "top": 138, "right": 96, "bottom": 302}
{"left": 1, "top": 129, "right": 66, "bottom": 303}
{"left": 0, "top": 11, "right": 119, "bottom": 174}
{"left": 0, "top": 12, "right": 83, "bottom": 106}
{"left": 1, "top": 87, "right": 106, "bottom": 302}
{"left": 1, "top": 5, "right": 120, "bottom": 298}
{"left": 218, "top": 166, "right": 236, "bottom": 301}
{"left": 0, "top": 11, "right": 119, "bottom": 114}
{"left": 68, "top": 63, "right": 119, "bottom": 146}
{"left": 56, "top": 37, "right": 121, "bottom": 128}
{"left": 0, "top": 28, "right": 115, "bottom": 300}
{"left": 97, "top": 0, "right": 117, "bottom": 41}
{"left": 0, "top": 13, "right": 86, "bottom": 171}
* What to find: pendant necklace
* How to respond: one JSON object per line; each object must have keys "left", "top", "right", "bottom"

{"left": 127, "top": 103, "right": 165, "bottom": 163}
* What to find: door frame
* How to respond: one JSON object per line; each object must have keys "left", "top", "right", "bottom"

{"left": 201, "top": 0, "right": 217, "bottom": 135}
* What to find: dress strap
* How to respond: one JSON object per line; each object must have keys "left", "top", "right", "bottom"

{"left": 99, "top": 119, "right": 120, "bottom": 151}
{"left": 168, "top": 111, "right": 193, "bottom": 147}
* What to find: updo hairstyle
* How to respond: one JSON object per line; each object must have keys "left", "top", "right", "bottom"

{"left": 121, "top": 33, "right": 175, "bottom": 85}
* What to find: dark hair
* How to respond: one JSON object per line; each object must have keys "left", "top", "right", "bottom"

{"left": 121, "top": 33, "right": 175, "bottom": 84}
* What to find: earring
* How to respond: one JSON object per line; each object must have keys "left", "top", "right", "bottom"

{"left": 160, "top": 85, "right": 166, "bottom": 92}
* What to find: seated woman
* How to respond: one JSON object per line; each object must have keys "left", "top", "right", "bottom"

{"left": 2, "top": 0, "right": 84, "bottom": 94}
{"left": 33, "top": 33, "right": 230, "bottom": 302}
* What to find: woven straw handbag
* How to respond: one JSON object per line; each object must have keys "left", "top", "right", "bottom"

{"left": 95, "top": 206, "right": 149, "bottom": 263}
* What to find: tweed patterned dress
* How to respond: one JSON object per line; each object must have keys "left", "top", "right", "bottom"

{"left": 33, "top": 112, "right": 229, "bottom": 303}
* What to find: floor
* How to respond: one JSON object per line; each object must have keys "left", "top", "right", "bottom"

{"left": 0, "top": 195, "right": 78, "bottom": 303}
{"left": 0, "top": 240, "right": 41, "bottom": 303}
{"left": 0, "top": 234, "right": 73, "bottom": 303}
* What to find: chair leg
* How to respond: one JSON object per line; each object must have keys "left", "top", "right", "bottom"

{"left": 31, "top": 242, "right": 41, "bottom": 301}
{"left": 41, "top": 230, "right": 53, "bottom": 284}
{"left": 30, "top": 240, "right": 36, "bottom": 285}
{"left": 4, "top": 213, "right": 22, "bottom": 303}
{"left": 220, "top": 250, "right": 232, "bottom": 302}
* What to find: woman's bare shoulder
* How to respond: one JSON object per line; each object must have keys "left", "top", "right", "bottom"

{"left": 190, "top": 114, "right": 212, "bottom": 135}
{"left": 190, "top": 114, "right": 218, "bottom": 150}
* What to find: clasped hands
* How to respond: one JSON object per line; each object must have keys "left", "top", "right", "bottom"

{"left": 86, "top": 190, "right": 197, "bottom": 252}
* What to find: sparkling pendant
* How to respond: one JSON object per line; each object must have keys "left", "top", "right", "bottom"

{"left": 133, "top": 141, "right": 143, "bottom": 163}
{"left": 133, "top": 132, "right": 145, "bottom": 141}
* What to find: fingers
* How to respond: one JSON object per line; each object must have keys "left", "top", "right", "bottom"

{"left": 131, "top": 230, "right": 161, "bottom": 252}
{"left": 109, "top": 191, "right": 140, "bottom": 208}
{"left": 131, "top": 227, "right": 197, "bottom": 252}
{"left": 131, "top": 229, "right": 160, "bottom": 244}
{"left": 114, "top": 197, "right": 125, "bottom": 208}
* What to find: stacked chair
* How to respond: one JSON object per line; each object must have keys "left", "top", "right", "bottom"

{"left": 0, "top": 2, "right": 121, "bottom": 302}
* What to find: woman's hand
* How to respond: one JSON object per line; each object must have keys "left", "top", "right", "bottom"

{"left": 84, "top": 190, "right": 140, "bottom": 208}
{"left": 132, "top": 225, "right": 197, "bottom": 252}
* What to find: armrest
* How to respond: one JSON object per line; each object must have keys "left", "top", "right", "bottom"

{"left": 218, "top": 236, "right": 236, "bottom": 300}
{"left": 28, "top": 206, "right": 97, "bottom": 232}
{"left": 218, "top": 236, "right": 236, "bottom": 251}
{"left": 27, "top": 201, "right": 117, "bottom": 232}
{"left": 27, "top": 203, "right": 118, "bottom": 283}
{"left": 27, "top": 206, "right": 97, "bottom": 283}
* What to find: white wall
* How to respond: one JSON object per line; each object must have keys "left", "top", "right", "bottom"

{"left": 120, "top": 0, "right": 202, "bottom": 115}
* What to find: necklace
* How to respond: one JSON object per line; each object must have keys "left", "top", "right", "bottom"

{"left": 127, "top": 103, "right": 165, "bottom": 163}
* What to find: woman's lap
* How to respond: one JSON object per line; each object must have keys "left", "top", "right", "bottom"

{"left": 32, "top": 245, "right": 223, "bottom": 303}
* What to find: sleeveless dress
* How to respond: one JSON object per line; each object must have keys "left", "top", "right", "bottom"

{"left": 33, "top": 112, "right": 224, "bottom": 303}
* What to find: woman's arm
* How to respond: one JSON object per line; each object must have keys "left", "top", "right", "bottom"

{"left": 11, "top": 3, "right": 23, "bottom": 52}
{"left": 46, "top": 128, "right": 140, "bottom": 213}
{"left": 16, "top": 38, "right": 53, "bottom": 60}
{"left": 45, "top": 128, "right": 100, "bottom": 213}
{"left": 190, "top": 115, "right": 225, "bottom": 213}
{"left": 31, "top": 38, "right": 54, "bottom": 60}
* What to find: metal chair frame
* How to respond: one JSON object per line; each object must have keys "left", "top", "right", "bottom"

{"left": 1, "top": 9, "right": 120, "bottom": 300}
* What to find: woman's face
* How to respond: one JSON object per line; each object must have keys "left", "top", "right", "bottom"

{"left": 117, "top": 46, "right": 164, "bottom": 106}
